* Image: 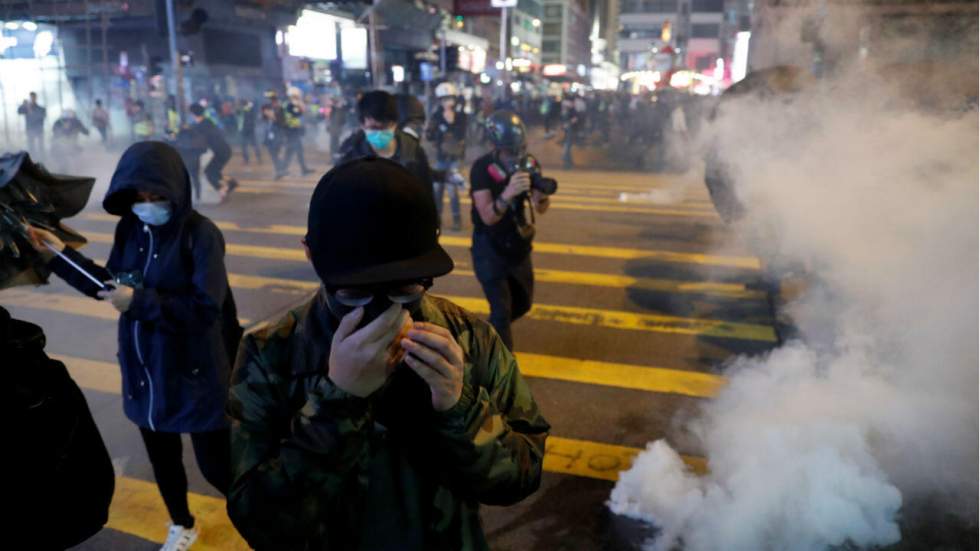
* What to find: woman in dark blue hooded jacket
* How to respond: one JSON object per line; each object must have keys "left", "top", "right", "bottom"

{"left": 29, "top": 141, "right": 236, "bottom": 551}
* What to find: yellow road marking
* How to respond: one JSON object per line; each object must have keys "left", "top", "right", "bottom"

{"left": 80, "top": 220, "right": 761, "bottom": 269}
{"left": 76, "top": 252, "right": 760, "bottom": 301}
{"left": 109, "top": 476, "right": 249, "bottom": 550}
{"left": 1, "top": 288, "right": 119, "bottom": 320}
{"left": 553, "top": 194, "right": 713, "bottom": 210}
{"left": 57, "top": 343, "right": 725, "bottom": 402}
{"left": 231, "top": 187, "right": 270, "bottom": 194}
{"left": 233, "top": 179, "right": 714, "bottom": 208}
{"left": 233, "top": 185, "right": 718, "bottom": 218}
{"left": 525, "top": 240, "right": 759, "bottom": 268}
{"left": 521, "top": 268, "right": 764, "bottom": 299}
{"left": 52, "top": 354, "right": 121, "bottom": 394}
{"left": 541, "top": 201, "right": 717, "bottom": 218}
{"left": 56, "top": 355, "right": 709, "bottom": 483}
{"left": 6, "top": 284, "right": 772, "bottom": 342}
{"left": 546, "top": 436, "right": 707, "bottom": 480}
{"left": 228, "top": 271, "right": 318, "bottom": 291}
{"left": 445, "top": 295, "right": 776, "bottom": 342}
{"left": 237, "top": 180, "right": 714, "bottom": 211}
{"left": 514, "top": 352, "right": 724, "bottom": 398}
{"left": 0, "top": 288, "right": 252, "bottom": 325}
{"left": 238, "top": 174, "right": 690, "bottom": 194}
{"left": 236, "top": 176, "right": 714, "bottom": 204}
{"left": 58, "top": 333, "right": 726, "bottom": 399}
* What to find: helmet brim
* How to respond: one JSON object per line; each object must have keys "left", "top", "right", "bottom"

{"left": 321, "top": 243, "right": 454, "bottom": 288}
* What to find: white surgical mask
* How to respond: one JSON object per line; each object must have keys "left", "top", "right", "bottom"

{"left": 131, "top": 201, "right": 172, "bottom": 226}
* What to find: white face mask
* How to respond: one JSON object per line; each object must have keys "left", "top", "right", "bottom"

{"left": 131, "top": 201, "right": 172, "bottom": 226}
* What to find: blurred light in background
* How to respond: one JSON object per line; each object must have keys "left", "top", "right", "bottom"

{"left": 732, "top": 31, "right": 751, "bottom": 84}
{"left": 284, "top": 9, "right": 368, "bottom": 70}
{"left": 286, "top": 10, "right": 337, "bottom": 59}
{"left": 32, "top": 30, "right": 53, "bottom": 58}
{"left": 542, "top": 64, "right": 566, "bottom": 76}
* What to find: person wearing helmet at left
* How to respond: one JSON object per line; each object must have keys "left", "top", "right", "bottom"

{"left": 425, "top": 82, "right": 468, "bottom": 232}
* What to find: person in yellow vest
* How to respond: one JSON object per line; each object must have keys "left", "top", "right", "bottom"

{"left": 277, "top": 87, "right": 313, "bottom": 179}
{"left": 164, "top": 95, "right": 180, "bottom": 138}
{"left": 132, "top": 100, "right": 155, "bottom": 142}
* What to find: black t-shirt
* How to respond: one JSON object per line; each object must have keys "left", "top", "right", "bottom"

{"left": 469, "top": 152, "right": 507, "bottom": 232}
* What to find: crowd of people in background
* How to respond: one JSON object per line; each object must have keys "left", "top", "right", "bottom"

{"left": 12, "top": 82, "right": 704, "bottom": 208}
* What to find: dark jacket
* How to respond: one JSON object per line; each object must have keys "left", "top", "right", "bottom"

{"left": 6, "top": 306, "right": 115, "bottom": 548}
{"left": 396, "top": 93, "right": 427, "bottom": 141}
{"left": 425, "top": 108, "right": 468, "bottom": 163}
{"left": 239, "top": 103, "right": 257, "bottom": 134}
{"left": 194, "top": 118, "right": 232, "bottom": 160}
{"left": 52, "top": 116, "right": 90, "bottom": 140}
{"left": 18, "top": 101, "right": 46, "bottom": 131}
{"left": 260, "top": 105, "right": 283, "bottom": 146}
{"left": 227, "top": 292, "right": 550, "bottom": 551}
{"left": 48, "top": 141, "right": 235, "bottom": 433}
{"left": 338, "top": 129, "right": 439, "bottom": 200}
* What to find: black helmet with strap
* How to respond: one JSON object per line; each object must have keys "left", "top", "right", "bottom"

{"left": 485, "top": 110, "right": 527, "bottom": 153}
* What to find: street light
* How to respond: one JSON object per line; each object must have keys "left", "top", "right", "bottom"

{"left": 33, "top": 30, "right": 54, "bottom": 58}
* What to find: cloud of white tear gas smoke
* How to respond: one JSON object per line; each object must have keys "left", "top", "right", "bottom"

{"left": 608, "top": 6, "right": 979, "bottom": 550}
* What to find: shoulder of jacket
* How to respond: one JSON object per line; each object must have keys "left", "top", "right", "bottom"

{"left": 399, "top": 130, "right": 421, "bottom": 146}
{"left": 471, "top": 152, "right": 494, "bottom": 170}
{"left": 339, "top": 129, "right": 364, "bottom": 149}
{"left": 398, "top": 131, "right": 423, "bottom": 156}
{"left": 187, "top": 212, "right": 223, "bottom": 239}
{"left": 241, "top": 305, "right": 304, "bottom": 370}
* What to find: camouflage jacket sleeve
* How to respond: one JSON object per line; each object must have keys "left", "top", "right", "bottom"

{"left": 427, "top": 326, "right": 551, "bottom": 506}
{"left": 225, "top": 332, "right": 373, "bottom": 549}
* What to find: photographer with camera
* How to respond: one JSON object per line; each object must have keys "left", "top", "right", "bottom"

{"left": 27, "top": 141, "right": 241, "bottom": 551}
{"left": 469, "top": 111, "right": 556, "bottom": 350}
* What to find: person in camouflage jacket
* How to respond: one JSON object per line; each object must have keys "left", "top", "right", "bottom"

{"left": 226, "top": 158, "right": 550, "bottom": 550}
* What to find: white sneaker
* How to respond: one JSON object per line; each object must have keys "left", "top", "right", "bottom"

{"left": 161, "top": 523, "right": 199, "bottom": 551}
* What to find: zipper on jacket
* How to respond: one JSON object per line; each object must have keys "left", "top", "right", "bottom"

{"left": 134, "top": 224, "right": 156, "bottom": 431}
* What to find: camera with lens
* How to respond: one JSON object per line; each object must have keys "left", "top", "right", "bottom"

{"left": 512, "top": 155, "right": 558, "bottom": 196}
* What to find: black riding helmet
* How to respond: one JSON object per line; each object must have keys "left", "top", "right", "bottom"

{"left": 306, "top": 157, "right": 454, "bottom": 288}
{"left": 485, "top": 110, "right": 527, "bottom": 153}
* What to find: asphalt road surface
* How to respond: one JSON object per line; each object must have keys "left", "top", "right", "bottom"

{"left": 5, "top": 134, "right": 780, "bottom": 550}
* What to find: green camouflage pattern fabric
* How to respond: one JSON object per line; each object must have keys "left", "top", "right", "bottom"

{"left": 226, "top": 292, "right": 551, "bottom": 550}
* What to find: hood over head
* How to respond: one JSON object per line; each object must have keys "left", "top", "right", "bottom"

{"left": 102, "top": 141, "right": 192, "bottom": 220}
